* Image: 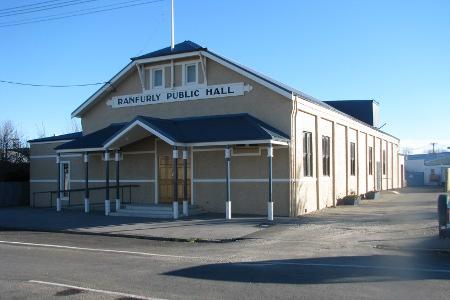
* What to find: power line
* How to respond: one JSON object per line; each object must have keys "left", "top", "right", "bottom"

{"left": 0, "top": 79, "right": 110, "bottom": 88}
{"left": 0, "top": 0, "right": 152, "bottom": 25}
{"left": 0, "top": 0, "right": 163, "bottom": 28}
{"left": 0, "top": 0, "right": 100, "bottom": 18}
{"left": 0, "top": 0, "right": 70, "bottom": 12}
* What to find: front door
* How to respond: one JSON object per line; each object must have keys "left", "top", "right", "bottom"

{"left": 158, "top": 155, "right": 191, "bottom": 203}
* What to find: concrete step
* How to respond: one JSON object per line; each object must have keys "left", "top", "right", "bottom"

{"left": 122, "top": 204, "right": 172, "bottom": 212}
{"left": 111, "top": 204, "right": 206, "bottom": 219}
{"left": 110, "top": 210, "right": 173, "bottom": 219}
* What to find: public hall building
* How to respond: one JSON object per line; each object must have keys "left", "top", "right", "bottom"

{"left": 29, "top": 41, "right": 405, "bottom": 219}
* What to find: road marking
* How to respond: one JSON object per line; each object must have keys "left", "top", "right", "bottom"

{"left": 0, "top": 240, "right": 204, "bottom": 260}
{"left": 237, "top": 261, "right": 450, "bottom": 274}
{"left": 29, "top": 280, "right": 166, "bottom": 300}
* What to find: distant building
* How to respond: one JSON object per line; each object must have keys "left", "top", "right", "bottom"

{"left": 28, "top": 41, "right": 405, "bottom": 219}
{"left": 405, "top": 152, "right": 450, "bottom": 186}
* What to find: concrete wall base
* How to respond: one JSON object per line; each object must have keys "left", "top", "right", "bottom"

{"left": 226, "top": 201, "right": 231, "bottom": 220}
{"left": 56, "top": 198, "right": 61, "bottom": 212}
{"left": 183, "top": 200, "right": 189, "bottom": 216}
{"left": 105, "top": 200, "right": 110, "bottom": 216}
{"left": 268, "top": 201, "right": 274, "bottom": 221}
{"left": 173, "top": 201, "right": 179, "bottom": 219}
{"left": 84, "top": 198, "right": 90, "bottom": 213}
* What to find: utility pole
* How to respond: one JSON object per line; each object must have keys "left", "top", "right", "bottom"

{"left": 431, "top": 142, "right": 437, "bottom": 154}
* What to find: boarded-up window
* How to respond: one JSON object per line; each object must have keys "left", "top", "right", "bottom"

{"left": 232, "top": 145, "right": 260, "bottom": 156}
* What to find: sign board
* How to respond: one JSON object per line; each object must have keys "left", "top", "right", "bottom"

{"left": 107, "top": 82, "right": 253, "bottom": 109}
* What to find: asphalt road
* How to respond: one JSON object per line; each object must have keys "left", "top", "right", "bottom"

{"left": 0, "top": 187, "right": 449, "bottom": 299}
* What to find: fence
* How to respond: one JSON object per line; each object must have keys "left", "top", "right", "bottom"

{"left": 0, "top": 181, "right": 29, "bottom": 207}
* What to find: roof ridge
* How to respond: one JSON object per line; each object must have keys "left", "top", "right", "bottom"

{"left": 131, "top": 40, "right": 206, "bottom": 61}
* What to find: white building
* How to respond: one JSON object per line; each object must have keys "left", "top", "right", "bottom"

{"left": 405, "top": 152, "right": 450, "bottom": 186}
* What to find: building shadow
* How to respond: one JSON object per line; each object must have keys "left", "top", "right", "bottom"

{"left": 163, "top": 255, "right": 450, "bottom": 285}
{"left": 394, "top": 186, "right": 445, "bottom": 194}
{"left": 0, "top": 207, "right": 269, "bottom": 233}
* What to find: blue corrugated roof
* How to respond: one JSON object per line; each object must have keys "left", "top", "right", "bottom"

{"left": 133, "top": 113, "right": 290, "bottom": 144}
{"left": 131, "top": 41, "right": 206, "bottom": 61}
{"left": 28, "top": 132, "right": 82, "bottom": 143}
{"left": 424, "top": 156, "right": 450, "bottom": 166}
{"left": 55, "top": 114, "right": 289, "bottom": 151}
{"left": 324, "top": 100, "right": 376, "bottom": 126}
{"left": 55, "top": 123, "right": 125, "bottom": 150}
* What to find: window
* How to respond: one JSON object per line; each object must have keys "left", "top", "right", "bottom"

{"left": 322, "top": 136, "right": 330, "bottom": 176}
{"left": 368, "top": 146, "right": 373, "bottom": 175}
{"left": 382, "top": 150, "right": 386, "bottom": 175}
{"left": 185, "top": 63, "right": 197, "bottom": 84}
{"left": 303, "top": 131, "right": 313, "bottom": 177}
{"left": 152, "top": 68, "right": 163, "bottom": 88}
{"left": 143, "top": 67, "right": 164, "bottom": 90}
{"left": 350, "top": 142, "right": 356, "bottom": 176}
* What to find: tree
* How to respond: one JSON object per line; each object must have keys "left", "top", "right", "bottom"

{"left": 35, "top": 122, "right": 47, "bottom": 139}
{"left": 401, "top": 147, "right": 412, "bottom": 155}
{"left": 0, "top": 120, "right": 28, "bottom": 163}
{"left": 66, "top": 118, "right": 81, "bottom": 133}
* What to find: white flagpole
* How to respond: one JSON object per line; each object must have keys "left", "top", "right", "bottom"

{"left": 171, "top": 0, "right": 175, "bottom": 50}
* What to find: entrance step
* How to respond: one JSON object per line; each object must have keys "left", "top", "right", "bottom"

{"left": 110, "top": 204, "right": 206, "bottom": 219}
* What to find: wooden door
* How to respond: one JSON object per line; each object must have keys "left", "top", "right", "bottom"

{"left": 158, "top": 155, "right": 191, "bottom": 203}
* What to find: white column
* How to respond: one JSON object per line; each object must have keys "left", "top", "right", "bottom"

{"left": 182, "top": 149, "right": 189, "bottom": 216}
{"left": 267, "top": 145, "right": 274, "bottom": 221}
{"left": 115, "top": 150, "right": 121, "bottom": 211}
{"left": 56, "top": 154, "right": 61, "bottom": 212}
{"left": 105, "top": 199, "right": 111, "bottom": 216}
{"left": 84, "top": 153, "right": 90, "bottom": 213}
{"left": 104, "top": 151, "right": 110, "bottom": 216}
{"left": 172, "top": 147, "right": 179, "bottom": 219}
{"left": 225, "top": 146, "right": 231, "bottom": 220}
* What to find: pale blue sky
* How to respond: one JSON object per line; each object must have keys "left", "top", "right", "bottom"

{"left": 0, "top": 0, "right": 449, "bottom": 152}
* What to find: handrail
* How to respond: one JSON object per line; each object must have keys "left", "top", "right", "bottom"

{"left": 32, "top": 185, "right": 139, "bottom": 195}
{"left": 32, "top": 184, "right": 139, "bottom": 208}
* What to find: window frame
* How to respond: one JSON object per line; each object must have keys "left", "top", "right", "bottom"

{"left": 350, "top": 142, "right": 356, "bottom": 176}
{"left": 152, "top": 67, "right": 164, "bottom": 89}
{"left": 303, "top": 131, "right": 313, "bottom": 177}
{"left": 143, "top": 66, "right": 165, "bottom": 90}
{"left": 322, "top": 135, "right": 331, "bottom": 176}
{"left": 184, "top": 63, "right": 198, "bottom": 85}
